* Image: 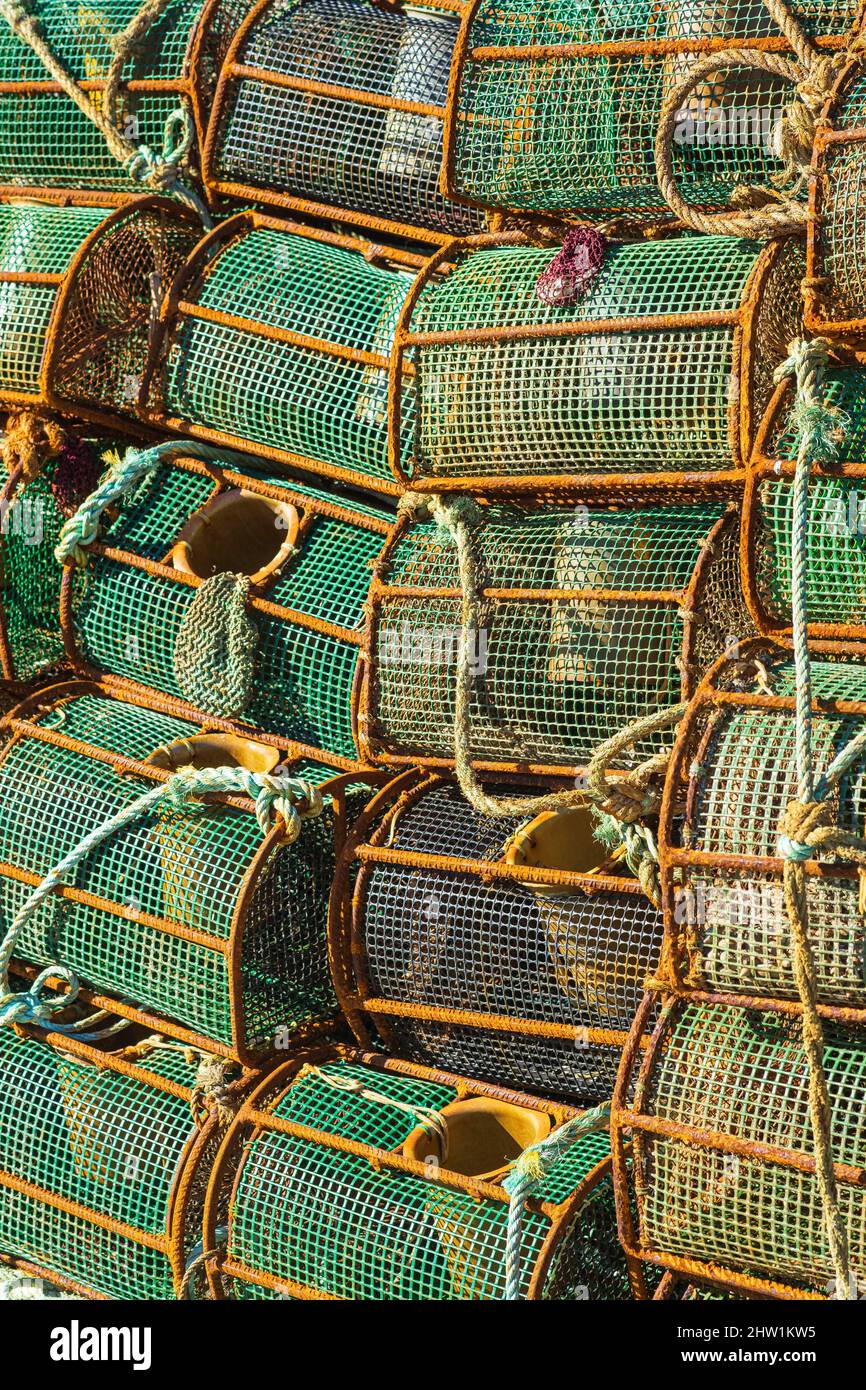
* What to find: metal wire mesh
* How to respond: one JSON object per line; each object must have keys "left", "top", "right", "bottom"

{"left": 207, "top": 1050, "right": 632, "bottom": 1300}
{"left": 630, "top": 1001, "right": 866, "bottom": 1295}
{"left": 0, "top": 683, "right": 347, "bottom": 1060}
{"left": 341, "top": 778, "right": 662, "bottom": 1101}
{"left": 207, "top": 0, "right": 486, "bottom": 243}
{"left": 446, "top": 0, "right": 857, "bottom": 217}
{"left": 662, "top": 650, "right": 866, "bottom": 1009}
{"left": 0, "top": 0, "right": 249, "bottom": 198}
{"left": 51, "top": 198, "right": 201, "bottom": 419}
{"left": 0, "top": 451, "right": 66, "bottom": 683}
{"left": 747, "top": 367, "right": 866, "bottom": 638}
{"left": 398, "top": 233, "right": 804, "bottom": 491}
{"left": 0, "top": 1027, "right": 212, "bottom": 1299}
{"left": 67, "top": 453, "right": 391, "bottom": 763}
{"left": 805, "top": 66, "right": 866, "bottom": 336}
{"left": 155, "top": 216, "right": 417, "bottom": 495}
{"left": 366, "top": 501, "right": 751, "bottom": 774}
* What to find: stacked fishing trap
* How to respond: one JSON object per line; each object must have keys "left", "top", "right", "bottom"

{"left": 1, "top": 0, "right": 866, "bottom": 1305}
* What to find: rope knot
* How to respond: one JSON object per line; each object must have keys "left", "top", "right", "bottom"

{"left": 0, "top": 964, "right": 79, "bottom": 1029}
{"left": 190, "top": 1055, "right": 237, "bottom": 1128}
{"left": 779, "top": 797, "right": 834, "bottom": 863}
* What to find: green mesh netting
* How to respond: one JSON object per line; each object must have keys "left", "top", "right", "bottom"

{"left": 670, "top": 656, "right": 866, "bottom": 1007}
{"left": 350, "top": 780, "right": 663, "bottom": 1102}
{"left": 371, "top": 502, "right": 750, "bottom": 767}
{"left": 809, "top": 69, "right": 866, "bottom": 327}
{"left": 753, "top": 367, "right": 866, "bottom": 628}
{"left": 636, "top": 1003, "right": 866, "bottom": 1294}
{"left": 212, "top": 0, "right": 484, "bottom": 239}
{"left": 0, "top": 1028, "right": 203, "bottom": 1299}
{"left": 0, "top": 202, "right": 106, "bottom": 398}
{"left": 69, "top": 458, "right": 390, "bottom": 760}
{"left": 221, "top": 1056, "right": 630, "bottom": 1300}
{"left": 0, "top": 0, "right": 248, "bottom": 193}
{"left": 404, "top": 234, "right": 803, "bottom": 483}
{"left": 449, "top": 0, "right": 857, "bottom": 216}
{"left": 0, "top": 688, "right": 343, "bottom": 1055}
{"left": 162, "top": 225, "right": 416, "bottom": 488}
{"left": 0, "top": 457, "right": 65, "bottom": 682}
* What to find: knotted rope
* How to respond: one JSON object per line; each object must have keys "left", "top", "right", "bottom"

{"left": 300, "top": 1064, "right": 450, "bottom": 1154}
{"left": 773, "top": 336, "right": 857, "bottom": 1299}
{"left": 0, "top": 763, "right": 322, "bottom": 1033}
{"left": 395, "top": 492, "right": 685, "bottom": 902}
{"left": 173, "top": 573, "right": 258, "bottom": 720}
{"left": 655, "top": 0, "right": 866, "bottom": 237}
{"left": 0, "top": 0, "right": 211, "bottom": 221}
{"left": 503, "top": 1101, "right": 610, "bottom": 1301}
{"left": 1, "top": 410, "right": 66, "bottom": 485}
{"left": 190, "top": 1053, "right": 238, "bottom": 1128}
{"left": 55, "top": 439, "right": 236, "bottom": 567}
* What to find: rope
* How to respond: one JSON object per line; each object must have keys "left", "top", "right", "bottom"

{"left": 0, "top": 763, "right": 323, "bottom": 1033}
{"left": 173, "top": 573, "right": 258, "bottom": 721}
{"left": 0, "top": 0, "right": 211, "bottom": 221}
{"left": 396, "top": 492, "right": 685, "bottom": 835}
{"left": 300, "top": 1064, "right": 450, "bottom": 1155}
{"left": 55, "top": 439, "right": 236, "bottom": 567}
{"left": 190, "top": 1054, "right": 237, "bottom": 1128}
{"left": 774, "top": 336, "right": 855, "bottom": 1300}
{"left": 654, "top": 0, "right": 866, "bottom": 237}
{"left": 178, "top": 1230, "right": 227, "bottom": 1300}
{"left": 502, "top": 1101, "right": 610, "bottom": 1301}
{"left": 1, "top": 410, "right": 66, "bottom": 485}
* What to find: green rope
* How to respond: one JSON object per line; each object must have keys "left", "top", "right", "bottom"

{"left": 503, "top": 1101, "right": 611, "bottom": 1301}
{"left": 0, "top": 762, "right": 322, "bottom": 1032}
{"left": 173, "top": 572, "right": 259, "bottom": 720}
{"left": 55, "top": 440, "right": 239, "bottom": 567}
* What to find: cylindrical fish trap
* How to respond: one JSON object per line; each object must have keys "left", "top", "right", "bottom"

{"left": 613, "top": 995, "right": 866, "bottom": 1298}
{"left": 363, "top": 499, "right": 751, "bottom": 778}
{"left": 0, "top": 678, "right": 373, "bottom": 1064}
{"left": 0, "top": 0, "right": 246, "bottom": 202}
{"left": 0, "top": 196, "right": 200, "bottom": 422}
{"left": 392, "top": 231, "right": 805, "bottom": 495}
{"left": 60, "top": 446, "right": 392, "bottom": 762}
{"left": 201, "top": 1044, "right": 642, "bottom": 1299}
{"left": 144, "top": 211, "right": 423, "bottom": 496}
{"left": 0, "top": 422, "right": 103, "bottom": 687}
{"left": 0, "top": 1021, "right": 245, "bottom": 1300}
{"left": 805, "top": 57, "right": 866, "bottom": 341}
{"left": 745, "top": 364, "right": 866, "bottom": 643}
{"left": 658, "top": 643, "right": 866, "bottom": 1015}
{"left": 204, "top": 0, "right": 486, "bottom": 244}
{"left": 330, "top": 772, "right": 663, "bottom": 1101}
{"left": 441, "top": 0, "right": 859, "bottom": 219}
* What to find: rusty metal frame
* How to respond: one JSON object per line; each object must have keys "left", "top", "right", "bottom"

{"left": 388, "top": 228, "right": 785, "bottom": 497}
{"left": 610, "top": 991, "right": 856, "bottom": 1302}
{"left": 141, "top": 207, "right": 434, "bottom": 498}
{"left": 742, "top": 371, "right": 866, "bottom": 644}
{"left": 0, "top": 1019, "right": 249, "bottom": 1300}
{"left": 327, "top": 767, "right": 656, "bottom": 1069}
{"left": 202, "top": 0, "right": 479, "bottom": 247}
{"left": 439, "top": 0, "right": 859, "bottom": 219}
{"left": 57, "top": 449, "right": 393, "bottom": 767}
{"left": 0, "top": 676, "right": 388, "bottom": 1066}
{"left": 200, "top": 1040, "right": 648, "bottom": 1299}
{"left": 359, "top": 502, "right": 738, "bottom": 780}
{"left": 0, "top": 0, "right": 229, "bottom": 207}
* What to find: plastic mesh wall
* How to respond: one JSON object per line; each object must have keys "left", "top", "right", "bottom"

{"left": 660, "top": 648, "right": 866, "bottom": 1011}
{"left": 395, "top": 232, "right": 804, "bottom": 493}
{"left": 203, "top": 1048, "right": 634, "bottom": 1300}
{"left": 0, "top": 1026, "right": 227, "bottom": 1299}
{"left": 805, "top": 64, "right": 866, "bottom": 338}
{"left": 365, "top": 501, "right": 752, "bottom": 776}
{"left": 335, "top": 776, "right": 663, "bottom": 1102}
{"left": 0, "top": 682, "right": 351, "bottom": 1062}
{"left": 0, "top": 449, "right": 66, "bottom": 684}
{"left": 622, "top": 1000, "right": 866, "bottom": 1297}
{"left": 64, "top": 451, "right": 391, "bottom": 763}
{"left": 206, "top": 0, "right": 486, "bottom": 243}
{"left": 0, "top": 0, "right": 250, "bottom": 199}
{"left": 445, "top": 0, "right": 858, "bottom": 217}
{"left": 150, "top": 214, "right": 419, "bottom": 496}
{"left": 746, "top": 366, "right": 866, "bottom": 641}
